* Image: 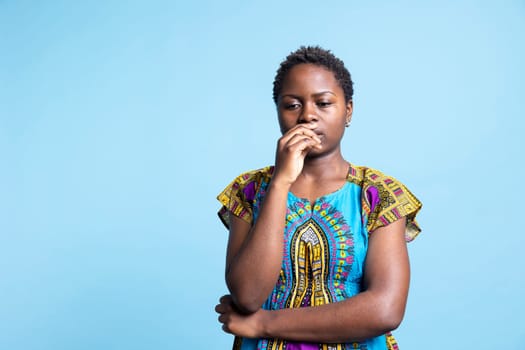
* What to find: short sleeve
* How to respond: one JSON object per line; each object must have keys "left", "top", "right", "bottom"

{"left": 361, "top": 168, "right": 422, "bottom": 242}
{"left": 216, "top": 167, "right": 270, "bottom": 229}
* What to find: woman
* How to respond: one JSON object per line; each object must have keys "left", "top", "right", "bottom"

{"left": 215, "top": 46, "right": 422, "bottom": 350}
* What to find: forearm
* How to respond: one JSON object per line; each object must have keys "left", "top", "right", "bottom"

{"left": 260, "top": 290, "right": 404, "bottom": 343}
{"left": 226, "top": 180, "right": 290, "bottom": 313}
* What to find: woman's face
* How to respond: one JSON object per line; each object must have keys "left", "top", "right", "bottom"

{"left": 277, "top": 63, "right": 352, "bottom": 158}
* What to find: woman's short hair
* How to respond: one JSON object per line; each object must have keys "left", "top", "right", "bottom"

{"left": 272, "top": 46, "right": 354, "bottom": 104}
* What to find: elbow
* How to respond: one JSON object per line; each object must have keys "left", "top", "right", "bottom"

{"left": 226, "top": 279, "right": 264, "bottom": 314}
{"left": 229, "top": 293, "right": 262, "bottom": 314}
{"left": 376, "top": 301, "right": 406, "bottom": 333}
{"left": 380, "top": 311, "right": 404, "bottom": 332}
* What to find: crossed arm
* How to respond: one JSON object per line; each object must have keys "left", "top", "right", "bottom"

{"left": 216, "top": 190, "right": 410, "bottom": 343}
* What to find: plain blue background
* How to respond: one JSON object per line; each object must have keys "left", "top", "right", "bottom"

{"left": 2, "top": 1, "right": 524, "bottom": 349}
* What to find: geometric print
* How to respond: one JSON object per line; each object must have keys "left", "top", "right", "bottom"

{"left": 217, "top": 163, "right": 422, "bottom": 350}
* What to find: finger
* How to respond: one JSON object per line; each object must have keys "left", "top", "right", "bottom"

{"left": 297, "top": 138, "right": 319, "bottom": 154}
{"left": 216, "top": 300, "right": 234, "bottom": 313}
{"left": 219, "top": 294, "right": 232, "bottom": 304}
{"left": 284, "top": 131, "right": 321, "bottom": 146}
{"left": 281, "top": 139, "right": 316, "bottom": 158}
{"left": 285, "top": 135, "right": 321, "bottom": 153}
{"left": 288, "top": 132, "right": 321, "bottom": 144}
{"left": 283, "top": 126, "right": 319, "bottom": 143}
{"left": 290, "top": 121, "right": 318, "bottom": 131}
{"left": 280, "top": 124, "right": 320, "bottom": 145}
{"left": 215, "top": 304, "right": 224, "bottom": 313}
{"left": 222, "top": 324, "right": 232, "bottom": 334}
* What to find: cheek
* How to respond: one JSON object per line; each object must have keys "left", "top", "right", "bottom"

{"left": 277, "top": 113, "right": 296, "bottom": 134}
{"left": 277, "top": 118, "right": 287, "bottom": 134}
{"left": 327, "top": 116, "right": 347, "bottom": 139}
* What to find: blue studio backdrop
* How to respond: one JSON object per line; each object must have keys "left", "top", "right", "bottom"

{"left": 2, "top": 1, "right": 524, "bottom": 349}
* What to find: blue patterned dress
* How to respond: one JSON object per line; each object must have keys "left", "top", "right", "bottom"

{"left": 218, "top": 164, "right": 422, "bottom": 350}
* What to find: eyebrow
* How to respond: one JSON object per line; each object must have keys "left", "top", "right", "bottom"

{"left": 281, "top": 91, "right": 337, "bottom": 99}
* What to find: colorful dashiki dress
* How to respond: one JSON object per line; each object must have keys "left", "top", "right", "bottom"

{"left": 217, "top": 163, "right": 422, "bottom": 350}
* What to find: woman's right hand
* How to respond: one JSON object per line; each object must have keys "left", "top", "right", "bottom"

{"left": 224, "top": 124, "right": 321, "bottom": 314}
{"left": 273, "top": 122, "right": 322, "bottom": 186}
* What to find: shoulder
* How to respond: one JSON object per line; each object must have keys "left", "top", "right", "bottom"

{"left": 217, "top": 165, "right": 273, "bottom": 209}
{"left": 232, "top": 165, "right": 274, "bottom": 186}
{"left": 217, "top": 165, "right": 274, "bottom": 228}
{"left": 227, "top": 166, "right": 273, "bottom": 197}
{"left": 347, "top": 164, "right": 399, "bottom": 194}
{"left": 347, "top": 163, "right": 422, "bottom": 241}
{"left": 347, "top": 163, "right": 391, "bottom": 184}
{"left": 347, "top": 163, "right": 410, "bottom": 193}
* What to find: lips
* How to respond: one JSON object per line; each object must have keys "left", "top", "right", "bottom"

{"left": 313, "top": 130, "right": 323, "bottom": 139}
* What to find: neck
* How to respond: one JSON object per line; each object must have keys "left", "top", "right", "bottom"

{"left": 300, "top": 150, "right": 348, "bottom": 181}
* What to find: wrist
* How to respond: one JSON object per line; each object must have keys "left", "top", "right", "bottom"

{"left": 269, "top": 176, "right": 293, "bottom": 192}
{"left": 257, "top": 309, "right": 274, "bottom": 338}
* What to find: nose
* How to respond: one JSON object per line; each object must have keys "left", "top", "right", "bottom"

{"left": 298, "top": 102, "right": 318, "bottom": 124}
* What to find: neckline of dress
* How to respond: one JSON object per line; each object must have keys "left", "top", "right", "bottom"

{"left": 286, "top": 162, "right": 352, "bottom": 204}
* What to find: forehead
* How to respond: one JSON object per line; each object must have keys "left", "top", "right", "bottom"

{"left": 281, "top": 63, "right": 341, "bottom": 94}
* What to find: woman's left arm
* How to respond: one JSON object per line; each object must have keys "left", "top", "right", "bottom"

{"left": 216, "top": 218, "right": 410, "bottom": 343}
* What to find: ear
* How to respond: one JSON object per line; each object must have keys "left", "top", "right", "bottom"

{"left": 345, "top": 100, "right": 353, "bottom": 124}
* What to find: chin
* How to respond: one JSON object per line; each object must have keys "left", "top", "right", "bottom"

{"left": 305, "top": 148, "right": 324, "bottom": 159}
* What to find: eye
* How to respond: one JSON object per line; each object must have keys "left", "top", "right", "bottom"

{"left": 317, "top": 101, "right": 333, "bottom": 108}
{"left": 284, "top": 102, "right": 301, "bottom": 110}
